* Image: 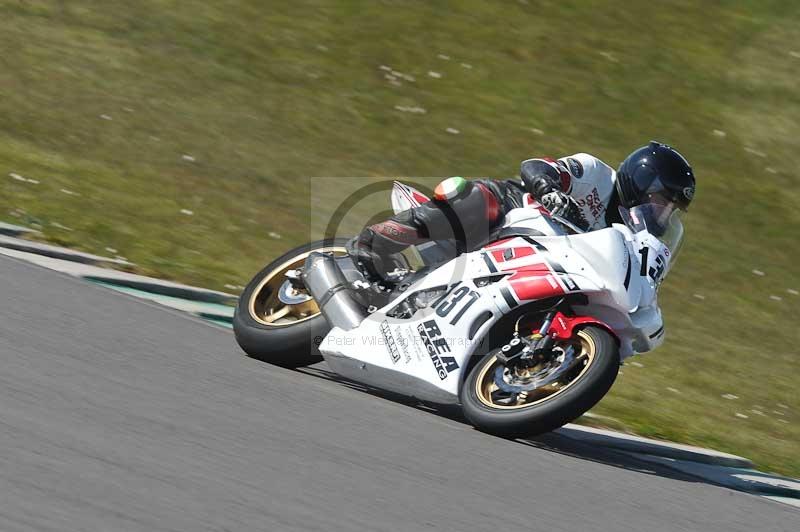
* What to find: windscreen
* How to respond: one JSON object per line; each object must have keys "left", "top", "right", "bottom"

{"left": 620, "top": 203, "right": 685, "bottom": 259}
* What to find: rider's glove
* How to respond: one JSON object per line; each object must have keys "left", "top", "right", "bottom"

{"left": 540, "top": 191, "right": 567, "bottom": 212}
{"left": 541, "top": 191, "right": 590, "bottom": 231}
{"left": 346, "top": 236, "right": 384, "bottom": 282}
{"left": 522, "top": 172, "right": 561, "bottom": 199}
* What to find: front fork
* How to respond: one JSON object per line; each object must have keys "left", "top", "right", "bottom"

{"left": 495, "top": 308, "right": 560, "bottom": 366}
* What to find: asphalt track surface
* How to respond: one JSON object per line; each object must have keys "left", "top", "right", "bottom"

{"left": 1, "top": 254, "right": 797, "bottom": 532}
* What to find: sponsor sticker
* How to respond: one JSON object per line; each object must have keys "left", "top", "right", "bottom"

{"left": 380, "top": 320, "right": 401, "bottom": 364}
{"left": 417, "top": 320, "right": 459, "bottom": 380}
{"left": 394, "top": 325, "right": 412, "bottom": 363}
{"left": 576, "top": 186, "right": 605, "bottom": 220}
{"left": 405, "top": 325, "right": 426, "bottom": 362}
{"left": 566, "top": 157, "right": 584, "bottom": 179}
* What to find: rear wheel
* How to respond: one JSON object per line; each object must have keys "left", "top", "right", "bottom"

{"left": 461, "top": 326, "right": 619, "bottom": 437}
{"left": 233, "top": 239, "right": 349, "bottom": 367}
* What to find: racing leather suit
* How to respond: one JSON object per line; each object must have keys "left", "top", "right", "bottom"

{"left": 351, "top": 153, "right": 620, "bottom": 273}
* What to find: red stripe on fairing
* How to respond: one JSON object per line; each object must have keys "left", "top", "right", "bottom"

{"left": 482, "top": 235, "right": 570, "bottom": 301}
{"left": 489, "top": 246, "right": 536, "bottom": 263}
{"left": 511, "top": 247, "right": 534, "bottom": 259}
{"left": 476, "top": 183, "right": 501, "bottom": 223}
{"left": 509, "top": 275, "right": 566, "bottom": 301}
{"left": 490, "top": 247, "right": 570, "bottom": 301}
{"left": 505, "top": 262, "right": 550, "bottom": 275}
{"left": 503, "top": 261, "right": 562, "bottom": 300}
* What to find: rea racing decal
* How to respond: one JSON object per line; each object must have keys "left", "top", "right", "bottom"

{"left": 417, "top": 320, "right": 459, "bottom": 380}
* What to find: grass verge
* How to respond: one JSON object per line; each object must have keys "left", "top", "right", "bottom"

{"left": 1, "top": 1, "right": 797, "bottom": 476}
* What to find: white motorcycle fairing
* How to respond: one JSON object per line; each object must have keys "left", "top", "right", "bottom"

{"left": 316, "top": 189, "right": 669, "bottom": 405}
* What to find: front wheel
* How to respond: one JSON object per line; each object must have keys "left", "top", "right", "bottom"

{"left": 461, "top": 326, "right": 619, "bottom": 437}
{"left": 233, "top": 238, "right": 349, "bottom": 368}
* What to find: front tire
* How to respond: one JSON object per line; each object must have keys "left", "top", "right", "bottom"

{"left": 233, "top": 238, "right": 349, "bottom": 368}
{"left": 461, "top": 326, "right": 619, "bottom": 437}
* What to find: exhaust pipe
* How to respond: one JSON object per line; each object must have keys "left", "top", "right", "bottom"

{"left": 302, "top": 252, "right": 366, "bottom": 331}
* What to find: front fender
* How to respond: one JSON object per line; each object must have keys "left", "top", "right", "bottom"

{"left": 547, "top": 312, "right": 618, "bottom": 343}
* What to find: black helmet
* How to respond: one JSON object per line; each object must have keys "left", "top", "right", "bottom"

{"left": 616, "top": 141, "right": 695, "bottom": 212}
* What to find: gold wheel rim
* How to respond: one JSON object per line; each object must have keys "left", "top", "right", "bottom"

{"left": 474, "top": 329, "right": 597, "bottom": 410}
{"left": 248, "top": 246, "right": 348, "bottom": 327}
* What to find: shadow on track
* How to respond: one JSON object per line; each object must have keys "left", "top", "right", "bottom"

{"left": 294, "top": 364, "right": 726, "bottom": 488}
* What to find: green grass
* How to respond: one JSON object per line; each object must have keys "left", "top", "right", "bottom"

{"left": 1, "top": 1, "right": 798, "bottom": 476}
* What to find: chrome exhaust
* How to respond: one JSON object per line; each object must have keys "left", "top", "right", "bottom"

{"left": 302, "top": 252, "right": 366, "bottom": 331}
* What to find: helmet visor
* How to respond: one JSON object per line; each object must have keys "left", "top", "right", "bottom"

{"left": 633, "top": 172, "right": 692, "bottom": 211}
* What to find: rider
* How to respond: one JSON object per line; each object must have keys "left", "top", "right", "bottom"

{"left": 350, "top": 141, "right": 696, "bottom": 278}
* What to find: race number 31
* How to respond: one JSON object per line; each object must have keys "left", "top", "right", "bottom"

{"left": 435, "top": 285, "right": 480, "bottom": 325}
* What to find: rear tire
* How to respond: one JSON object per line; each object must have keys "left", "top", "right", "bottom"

{"left": 233, "top": 238, "right": 348, "bottom": 368}
{"left": 461, "top": 326, "right": 619, "bottom": 437}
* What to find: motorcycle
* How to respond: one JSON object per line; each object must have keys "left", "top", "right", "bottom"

{"left": 233, "top": 181, "right": 683, "bottom": 436}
